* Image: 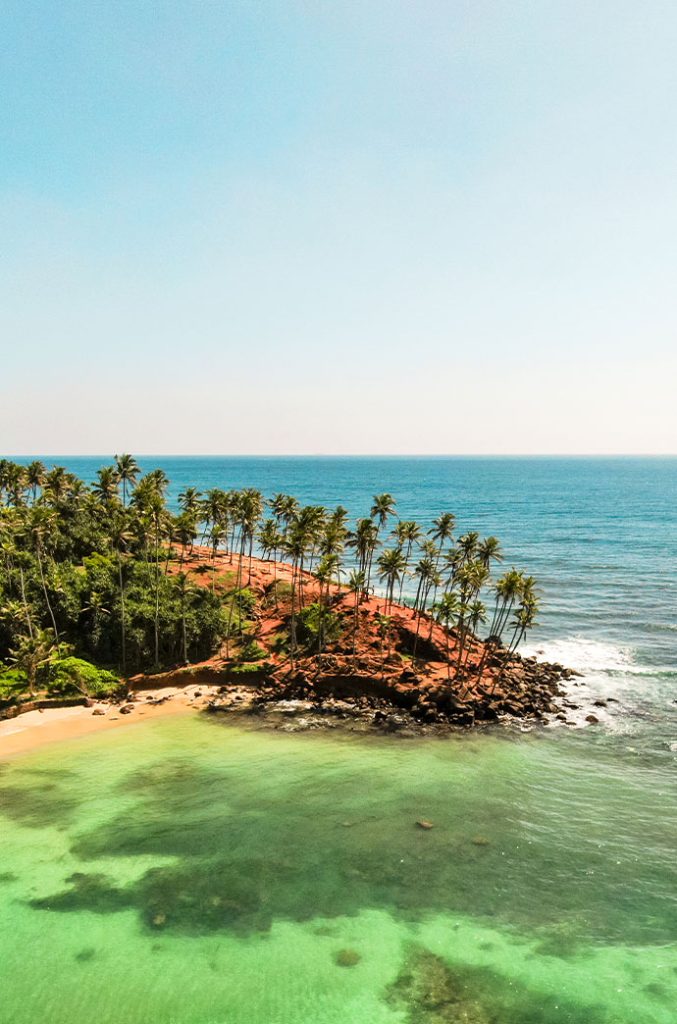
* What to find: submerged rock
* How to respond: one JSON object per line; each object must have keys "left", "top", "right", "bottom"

{"left": 334, "top": 948, "right": 361, "bottom": 967}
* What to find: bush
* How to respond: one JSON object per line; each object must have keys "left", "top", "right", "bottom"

{"left": 48, "top": 657, "right": 124, "bottom": 699}
{"left": 239, "top": 639, "right": 267, "bottom": 662}
{"left": 230, "top": 661, "right": 274, "bottom": 677}
{"left": 296, "top": 603, "right": 342, "bottom": 650}
{"left": 0, "top": 667, "right": 28, "bottom": 701}
{"left": 232, "top": 588, "right": 257, "bottom": 615}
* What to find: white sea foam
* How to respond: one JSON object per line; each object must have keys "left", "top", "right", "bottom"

{"left": 521, "top": 636, "right": 637, "bottom": 675}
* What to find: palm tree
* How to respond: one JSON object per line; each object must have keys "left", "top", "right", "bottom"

{"left": 93, "top": 466, "right": 119, "bottom": 504}
{"left": 239, "top": 488, "right": 264, "bottom": 583}
{"left": 508, "top": 581, "right": 536, "bottom": 651}
{"left": 114, "top": 454, "right": 139, "bottom": 506}
{"left": 28, "top": 506, "right": 60, "bottom": 645}
{"left": 371, "top": 493, "right": 396, "bottom": 531}
{"left": 346, "top": 569, "right": 366, "bottom": 662}
{"left": 430, "top": 512, "right": 455, "bottom": 562}
{"left": 434, "top": 590, "right": 460, "bottom": 681}
{"left": 179, "top": 486, "right": 202, "bottom": 519}
{"left": 138, "top": 490, "right": 169, "bottom": 670}
{"left": 455, "top": 531, "right": 480, "bottom": 571}
{"left": 313, "top": 554, "right": 339, "bottom": 667}
{"left": 26, "top": 460, "right": 45, "bottom": 504}
{"left": 348, "top": 518, "right": 379, "bottom": 593}
{"left": 320, "top": 514, "right": 347, "bottom": 589}
{"left": 412, "top": 557, "right": 441, "bottom": 659}
{"left": 109, "top": 512, "right": 133, "bottom": 677}
{"left": 282, "top": 519, "right": 311, "bottom": 668}
{"left": 462, "top": 598, "right": 487, "bottom": 673}
{"left": 477, "top": 536, "right": 503, "bottom": 571}
{"left": 174, "top": 512, "right": 198, "bottom": 568}
{"left": 258, "top": 518, "right": 284, "bottom": 598}
{"left": 174, "top": 571, "right": 199, "bottom": 664}
{"left": 6, "top": 463, "right": 28, "bottom": 507}
{"left": 10, "top": 628, "right": 57, "bottom": 696}
{"left": 394, "top": 520, "right": 422, "bottom": 601}
{"left": 209, "top": 523, "right": 225, "bottom": 593}
{"left": 489, "top": 568, "right": 525, "bottom": 639}
{"left": 376, "top": 547, "right": 407, "bottom": 612}
{"left": 43, "top": 466, "right": 68, "bottom": 506}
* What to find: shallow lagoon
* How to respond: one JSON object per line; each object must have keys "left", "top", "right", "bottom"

{"left": 1, "top": 713, "right": 676, "bottom": 1024}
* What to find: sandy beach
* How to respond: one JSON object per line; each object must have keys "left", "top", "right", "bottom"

{"left": 0, "top": 687, "right": 216, "bottom": 759}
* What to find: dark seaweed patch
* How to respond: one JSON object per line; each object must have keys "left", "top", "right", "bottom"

{"left": 385, "top": 945, "right": 610, "bottom": 1024}
{"left": 24, "top": 753, "right": 676, "bottom": 947}
{"left": 29, "top": 872, "right": 130, "bottom": 914}
{"left": 0, "top": 781, "right": 79, "bottom": 828}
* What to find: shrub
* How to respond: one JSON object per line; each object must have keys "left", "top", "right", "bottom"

{"left": 296, "top": 603, "right": 342, "bottom": 650}
{"left": 239, "top": 639, "right": 267, "bottom": 662}
{"left": 230, "top": 661, "right": 274, "bottom": 677}
{"left": 233, "top": 588, "right": 257, "bottom": 615}
{"left": 48, "top": 657, "right": 124, "bottom": 699}
{"left": 0, "top": 667, "right": 28, "bottom": 701}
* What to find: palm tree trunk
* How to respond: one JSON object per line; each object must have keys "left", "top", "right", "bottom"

{"left": 36, "top": 546, "right": 59, "bottom": 648}
{"left": 154, "top": 529, "right": 160, "bottom": 670}
{"left": 19, "top": 567, "right": 34, "bottom": 641}
{"left": 117, "top": 553, "right": 127, "bottom": 676}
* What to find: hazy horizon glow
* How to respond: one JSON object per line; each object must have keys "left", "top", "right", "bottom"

{"left": 2, "top": 1, "right": 676, "bottom": 455}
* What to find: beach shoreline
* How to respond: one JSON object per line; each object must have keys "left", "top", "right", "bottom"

{"left": 0, "top": 685, "right": 216, "bottom": 759}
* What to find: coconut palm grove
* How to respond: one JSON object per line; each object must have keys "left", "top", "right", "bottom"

{"left": 0, "top": 455, "right": 558, "bottom": 726}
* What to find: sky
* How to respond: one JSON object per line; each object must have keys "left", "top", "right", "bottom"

{"left": 1, "top": 1, "right": 676, "bottom": 455}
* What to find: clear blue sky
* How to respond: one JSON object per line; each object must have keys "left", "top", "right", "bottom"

{"left": 2, "top": 1, "right": 676, "bottom": 454}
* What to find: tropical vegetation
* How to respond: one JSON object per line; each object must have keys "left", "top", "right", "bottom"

{"left": 0, "top": 458, "right": 539, "bottom": 705}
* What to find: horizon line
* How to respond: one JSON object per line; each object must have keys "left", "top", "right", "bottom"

{"left": 5, "top": 453, "right": 677, "bottom": 460}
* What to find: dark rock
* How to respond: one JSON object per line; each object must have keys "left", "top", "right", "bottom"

{"left": 334, "top": 948, "right": 361, "bottom": 967}
{"left": 585, "top": 714, "right": 600, "bottom": 725}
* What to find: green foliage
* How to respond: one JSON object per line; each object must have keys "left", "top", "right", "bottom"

{"left": 230, "top": 661, "right": 274, "bottom": 677}
{"left": 296, "top": 603, "right": 342, "bottom": 650}
{"left": 0, "top": 667, "right": 27, "bottom": 701}
{"left": 238, "top": 639, "right": 267, "bottom": 662}
{"left": 232, "top": 587, "right": 256, "bottom": 615}
{"left": 0, "top": 457, "right": 539, "bottom": 689}
{"left": 47, "top": 657, "right": 124, "bottom": 698}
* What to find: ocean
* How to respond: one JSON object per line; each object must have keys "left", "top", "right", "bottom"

{"left": 1, "top": 455, "right": 675, "bottom": 1023}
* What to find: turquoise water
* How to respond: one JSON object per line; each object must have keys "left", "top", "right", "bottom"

{"left": 1, "top": 715, "right": 676, "bottom": 1024}
{"left": 2, "top": 456, "right": 675, "bottom": 1022}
